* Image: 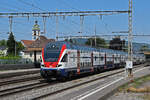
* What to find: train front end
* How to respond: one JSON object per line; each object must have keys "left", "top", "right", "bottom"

{"left": 40, "top": 42, "right": 67, "bottom": 80}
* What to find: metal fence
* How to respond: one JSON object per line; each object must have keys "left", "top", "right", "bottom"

{"left": 0, "top": 58, "right": 33, "bottom": 64}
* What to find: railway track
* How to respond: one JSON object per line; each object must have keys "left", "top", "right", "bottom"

{"left": 0, "top": 74, "right": 42, "bottom": 86}
{"left": 0, "top": 64, "right": 146, "bottom": 100}
{"left": 0, "top": 68, "right": 40, "bottom": 79}
{"left": 0, "top": 81, "right": 55, "bottom": 97}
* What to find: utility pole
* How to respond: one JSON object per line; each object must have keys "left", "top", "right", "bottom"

{"left": 9, "top": 16, "right": 16, "bottom": 56}
{"left": 9, "top": 16, "right": 13, "bottom": 33}
{"left": 43, "top": 16, "right": 46, "bottom": 34}
{"left": 95, "top": 25, "right": 97, "bottom": 47}
{"left": 15, "top": 41, "right": 16, "bottom": 56}
{"left": 56, "top": 9, "right": 58, "bottom": 41}
{"left": 127, "top": 0, "right": 133, "bottom": 77}
{"left": 80, "top": 15, "right": 84, "bottom": 36}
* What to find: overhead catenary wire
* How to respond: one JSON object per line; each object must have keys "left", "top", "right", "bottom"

{"left": 17, "top": 0, "right": 47, "bottom": 12}
{"left": 0, "top": 10, "right": 129, "bottom": 17}
{"left": 0, "top": 6, "right": 18, "bottom": 12}
{"left": 56, "top": 0, "right": 80, "bottom": 11}
{"left": 0, "top": 1, "right": 31, "bottom": 12}
{"left": 0, "top": 0, "right": 131, "bottom": 42}
{"left": 55, "top": 0, "right": 95, "bottom": 34}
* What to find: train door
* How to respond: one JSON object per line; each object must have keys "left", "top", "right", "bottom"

{"left": 77, "top": 50, "right": 80, "bottom": 74}
{"left": 106, "top": 53, "right": 111, "bottom": 68}
{"left": 91, "top": 52, "right": 94, "bottom": 72}
{"left": 93, "top": 52, "right": 99, "bottom": 68}
{"left": 99, "top": 52, "right": 105, "bottom": 66}
{"left": 104, "top": 53, "right": 107, "bottom": 69}
{"left": 67, "top": 50, "right": 77, "bottom": 69}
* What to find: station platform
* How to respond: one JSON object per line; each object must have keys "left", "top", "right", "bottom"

{"left": 0, "top": 68, "right": 40, "bottom": 78}
{"left": 91, "top": 66, "right": 150, "bottom": 100}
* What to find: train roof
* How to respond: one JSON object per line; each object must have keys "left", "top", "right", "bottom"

{"left": 46, "top": 41, "right": 144, "bottom": 56}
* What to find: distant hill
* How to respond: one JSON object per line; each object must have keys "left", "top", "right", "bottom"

{"left": 68, "top": 38, "right": 150, "bottom": 52}
{"left": 126, "top": 42, "right": 150, "bottom": 52}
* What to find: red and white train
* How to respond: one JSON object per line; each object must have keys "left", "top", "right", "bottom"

{"left": 40, "top": 41, "right": 145, "bottom": 80}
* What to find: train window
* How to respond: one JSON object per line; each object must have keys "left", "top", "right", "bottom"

{"left": 73, "top": 55, "right": 75, "bottom": 62}
{"left": 100, "top": 57, "right": 104, "bottom": 61}
{"left": 86, "top": 62, "right": 89, "bottom": 67}
{"left": 61, "top": 54, "right": 68, "bottom": 62}
{"left": 83, "top": 62, "right": 84, "bottom": 67}
{"left": 95, "top": 56, "right": 97, "bottom": 61}
{"left": 89, "top": 62, "right": 91, "bottom": 67}
{"left": 109, "top": 57, "right": 112, "bottom": 61}
{"left": 115, "top": 57, "right": 117, "bottom": 61}
{"left": 87, "top": 62, "right": 89, "bottom": 67}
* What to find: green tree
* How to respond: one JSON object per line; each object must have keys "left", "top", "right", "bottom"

{"left": 85, "top": 37, "right": 107, "bottom": 48}
{"left": 7, "top": 32, "right": 15, "bottom": 55}
{"left": 140, "top": 45, "right": 149, "bottom": 52}
{"left": 0, "top": 40, "right": 7, "bottom": 46}
{"left": 64, "top": 39, "right": 73, "bottom": 43}
{"left": 109, "top": 37, "right": 125, "bottom": 50}
{"left": 16, "top": 41, "right": 24, "bottom": 55}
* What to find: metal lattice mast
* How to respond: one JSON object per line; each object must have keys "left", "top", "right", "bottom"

{"left": 128, "top": 0, "right": 133, "bottom": 61}
{"left": 56, "top": 9, "right": 58, "bottom": 41}
{"left": 43, "top": 16, "right": 46, "bottom": 34}
{"left": 9, "top": 16, "right": 13, "bottom": 33}
{"left": 95, "top": 25, "right": 97, "bottom": 47}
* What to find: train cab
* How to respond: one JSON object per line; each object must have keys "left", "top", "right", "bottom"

{"left": 40, "top": 42, "right": 68, "bottom": 79}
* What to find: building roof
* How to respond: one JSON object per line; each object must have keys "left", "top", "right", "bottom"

{"left": 22, "top": 36, "right": 55, "bottom": 52}
{"left": 21, "top": 40, "right": 34, "bottom": 47}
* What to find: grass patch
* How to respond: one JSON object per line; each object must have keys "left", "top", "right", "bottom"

{"left": 0, "top": 56, "right": 21, "bottom": 60}
{"left": 118, "top": 74, "right": 150, "bottom": 92}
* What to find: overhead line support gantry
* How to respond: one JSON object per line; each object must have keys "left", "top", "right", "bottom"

{"left": 0, "top": 10, "right": 129, "bottom": 17}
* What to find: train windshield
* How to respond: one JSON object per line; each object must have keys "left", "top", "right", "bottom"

{"left": 44, "top": 44, "right": 61, "bottom": 62}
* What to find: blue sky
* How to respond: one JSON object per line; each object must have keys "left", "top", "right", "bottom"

{"left": 0, "top": 0, "right": 150, "bottom": 44}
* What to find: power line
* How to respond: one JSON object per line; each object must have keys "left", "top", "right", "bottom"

{"left": 0, "top": 6, "right": 18, "bottom": 12}
{"left": 0, "top": 1, "right": 31, "bottom": 12}
{"left": 56, "top": 0, "right": 80, "bottom": 11}
{"left": 17, "top": 0, "right": 47, "bottom": 12}
{"left": 58, "top": 34, "right": 150, "bottom": 39}
{"left": 53, "top": 0, "right": 94, "bottom": 34}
